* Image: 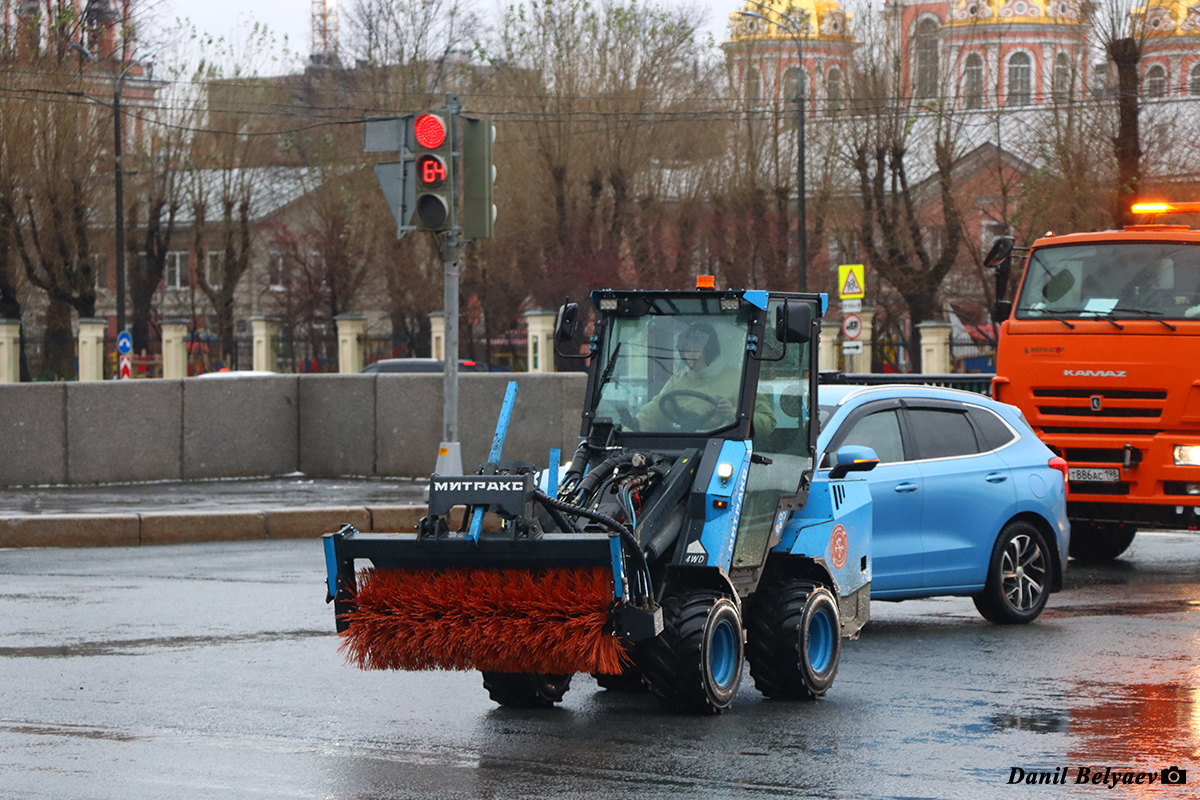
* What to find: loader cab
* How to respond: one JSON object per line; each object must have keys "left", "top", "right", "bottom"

{"left": 583, "top": 290, "right": 818, "bottom": 447}
{"left": 579, "top": 289, "right": 824, "bottom": 587}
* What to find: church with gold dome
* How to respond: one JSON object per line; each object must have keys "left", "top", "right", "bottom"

{"left": 722, "top": 0, "right": 1199, "bottom": 109}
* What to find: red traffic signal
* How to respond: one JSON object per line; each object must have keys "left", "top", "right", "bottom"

{"left": 416, "top": 154, "right": 447, "bottom": 187}
{"left": 413, "top": 114, "right": 447, "bottom": 149}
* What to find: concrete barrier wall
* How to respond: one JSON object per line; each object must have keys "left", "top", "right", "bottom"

{"left": 0, "top": 373, "right": 588, "bottom": 487}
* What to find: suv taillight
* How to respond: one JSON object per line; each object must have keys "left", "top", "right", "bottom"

{"left": 1049, "top": 456, "right": 1068, "bottom": 484}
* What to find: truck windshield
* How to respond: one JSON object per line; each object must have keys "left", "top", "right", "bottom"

{"left": 593, "top": 309, "right": 753, "bottom": 435}
{"left": 1015, "top": 242, "right": 1200, "bottom": 321}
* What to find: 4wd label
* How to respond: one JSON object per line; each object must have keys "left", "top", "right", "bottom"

{"left": 684, "top": 538, "right": 708, "bottom": 566}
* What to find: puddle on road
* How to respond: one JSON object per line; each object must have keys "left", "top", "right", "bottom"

{"left": 987, "top": 682, "right": 1200, "bottom": 767}
{"left": 990, "top": 710, "right": 1071, "bottom": 734}
{"left": 1042, "top": 598, "right": 1200, "bottom": 619}
{"left": 0, "top": 628, "right": 329, "bottom": 658}
{"left": 0, "top": 720, "right": 140, "bottom": 742}
{"left": 1066, "top": 681, "right": 1200, "bottom": 764}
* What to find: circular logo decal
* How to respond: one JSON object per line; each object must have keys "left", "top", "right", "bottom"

{"left": 830, "top": 524, "right": 849, "bottom": 570}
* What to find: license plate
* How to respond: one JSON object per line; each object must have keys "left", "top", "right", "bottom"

{"left": 1068, "top": 467, "right": 1120, "bottom": 483}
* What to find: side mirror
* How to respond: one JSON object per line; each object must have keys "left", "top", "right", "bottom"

{"left": 554, "top": 303, "right": 578, "bottom": 346}
{"left": 775, "top": 301, "right": 814, "bottom": 344}
{"left": 993, "top": 300, "right": 1013, "bottom": 322}
{"left": 986, "top": 235, "right": 1015, "bottom": 306}
{"left": 828, "top": 445, "right": 880, "bottom": 480}
{"left": 983, "top": 236, "right": 1014, "bottom": 269}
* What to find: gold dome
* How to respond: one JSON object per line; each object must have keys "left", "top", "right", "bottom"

{"left": 729, "top": 0, "right": 853, "bottom": 41}
{"left": 949, "top": 0, "right": 1085, "bottom": 25}
{"left": 1135, "top": 0, "right": 1200, "bottom": 37}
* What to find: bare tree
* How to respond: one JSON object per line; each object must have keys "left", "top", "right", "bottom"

{"left": 843, "top": 8, "right": 964, "bottom": 372}
{"left": 0, "top": 22, "right": 109, "bottom": 379}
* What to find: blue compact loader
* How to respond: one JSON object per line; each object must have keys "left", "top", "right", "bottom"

{"left": 324, "top": 286, "right": 878, "bottom": 713}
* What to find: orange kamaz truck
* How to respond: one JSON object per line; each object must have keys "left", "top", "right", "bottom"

{"left": 991, "top": 204, "right": 1200, "bottom": 561}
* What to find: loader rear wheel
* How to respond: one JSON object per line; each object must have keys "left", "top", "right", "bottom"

{"left": 746, "top": 580, "right": 841, "bottom": 700}
{"left": 481, "top": 672, "right": 572, "bottom": 709}
{"left": 644, "top": 592, "right": 743, "bottom": 714}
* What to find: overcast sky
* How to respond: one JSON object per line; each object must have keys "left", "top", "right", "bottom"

{"left": 150, "top": 0, "right": 734, "bottom": 69}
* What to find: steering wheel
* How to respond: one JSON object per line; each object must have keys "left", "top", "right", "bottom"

{"left": 658, "top": 389, "right": 721, "bottom": 428}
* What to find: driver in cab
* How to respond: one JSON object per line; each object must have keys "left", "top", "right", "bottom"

{"left": 636, "top": 322, "right": 775, "bottom": 435}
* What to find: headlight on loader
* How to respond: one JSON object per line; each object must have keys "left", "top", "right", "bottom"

{"left": 1174, "top": 445, "right": 1200, "bottom": 466}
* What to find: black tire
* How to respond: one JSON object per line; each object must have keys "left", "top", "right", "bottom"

{"left": 643, "top": 592, "right": 744, "bottom": 714}
{"left": 594, "top": 669, "right": 649, "bottom": 692}
{"left": 973, "top": 521, "right": 1051, "bottom": 624}
{"left": 481, "top": 672, "right": 572, "bottom": 708}
{"left": 746, "top": 580, "right": 841, "bottom": 700}
{"left": 1069, "top": 521, "right": 1136, "bottom": 563}
{"left": 593, "top": 641, "right": 649, "bottom": 692}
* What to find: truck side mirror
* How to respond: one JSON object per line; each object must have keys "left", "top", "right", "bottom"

{"left": 985, "top": 235, "right": 1015, "bottom": 307}
{"left": 775, "top": 301, "right": 813, "bottom": 344}
{"left": 983, "top": 236, "right": 1014, "bottom": 269}
{"left": 828, "top": 445, "right": 880, "bottom": 479}
{"left": 993, "top": 300, "right": 1013, "bottom": 322}
{"left": 554, "top": 303, "right": 578, "bottom": 346}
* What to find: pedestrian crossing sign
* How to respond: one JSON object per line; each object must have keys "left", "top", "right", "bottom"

{"left": 838, "top": 264, "right": 865, "bottom": 299}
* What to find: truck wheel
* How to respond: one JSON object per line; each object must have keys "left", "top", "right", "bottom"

{"left": 481, "top": 672, "right": 572, "bottom": 708}
{"left": 973, "top": 521, "right": 1050, "bottom": 624}
{"left": 746, "top": 580, "right": 841, "bottom": 700}
{"left": 1069, "top": 522, "right": 1136, "bottom": 563}
{"left": 644, "top": 592, "right": 743, "bottom": 714}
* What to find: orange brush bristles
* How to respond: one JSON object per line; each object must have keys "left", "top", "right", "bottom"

{"left": 338, "top": 566, "right": 628, "bottom": 675}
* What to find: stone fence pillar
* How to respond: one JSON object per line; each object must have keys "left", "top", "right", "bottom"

{"left": 429, "top": 312, "right": 445, "bottom": 361}
{"left": 162, "top": 318, "right": 190, "bottom": 379}
{"left": 77, "top": 318, "right": 107, "bottom": 381}
{"left": 0, "top": 319, "right": 19, "bottom": 383}
{"left": 336, "top": 313, "right": 366, "bottom": 374}
{"left": 524, "top": 309, "right": 557, "bottom": 373}
{"left": 819, "top": 320, "right": 841, "bottom": 373}
{"left": 917, "top": 320, "right": 953, "bottom": 374}
{"left": 251, "top": 316, "right": 280, "bottom": 373}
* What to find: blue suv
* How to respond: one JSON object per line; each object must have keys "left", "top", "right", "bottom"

{"left": 816, "top": 385, "right": 1070, "bottom": 624}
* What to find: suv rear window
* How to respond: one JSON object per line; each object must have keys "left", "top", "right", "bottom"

{"left": 968, "top": 406, "right": 1016, "bottom": 450}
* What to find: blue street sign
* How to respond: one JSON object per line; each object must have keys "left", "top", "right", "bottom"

{"left": 117, "top": 331, "right": 132, "bottom": 355}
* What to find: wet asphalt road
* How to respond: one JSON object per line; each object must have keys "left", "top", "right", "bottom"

{"left": 2, "top": 532, "right": 1200, "bottom": 800}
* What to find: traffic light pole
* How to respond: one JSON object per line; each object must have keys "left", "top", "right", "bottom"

{"left": 441, "top": 227, "right": 461, "bottom": 445}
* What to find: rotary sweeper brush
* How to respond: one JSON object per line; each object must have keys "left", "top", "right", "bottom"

{"left": 324, "top": 285, "right": 880, "bottom": 713}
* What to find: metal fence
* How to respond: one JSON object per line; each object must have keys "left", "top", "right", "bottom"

{"left": 819, "top": 371, "right": 995, "bottom": 396}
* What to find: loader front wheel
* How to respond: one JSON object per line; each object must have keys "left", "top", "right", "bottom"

{"left": 746, "top": 580, "right": 841, "bottom": 700}
{"left": 481, "top": 672, "right": 572, "bottom": 709}
{"left": 644, "top": 592, "right": 743, "bottom": 714}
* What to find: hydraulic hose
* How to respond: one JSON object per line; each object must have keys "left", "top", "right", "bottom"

{"left": 575, "top": 453, "right": 633, "bottom": 505}
{"left": 532, "top": 488, "right": 652, "bottom": 603}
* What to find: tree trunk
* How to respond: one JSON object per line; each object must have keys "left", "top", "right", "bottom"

{"left": 42, "top": 296, "right": 75, "bottom": 380}
{"left": 1108, "top": 37, "right": 1142, "bottom": 228}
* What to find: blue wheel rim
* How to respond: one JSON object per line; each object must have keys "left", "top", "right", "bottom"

{"left": 709, "top": 617, "right": 738, "bottom": 688}
{"left": 807, "top": 606, "right": 835, "bottom": 675}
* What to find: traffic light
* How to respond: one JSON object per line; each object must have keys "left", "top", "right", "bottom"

{"left": 412, "top": 112, "right": 455, "bottom": 232}
{"left": 461, "top": 116, "right": 496, "bottom": 239}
